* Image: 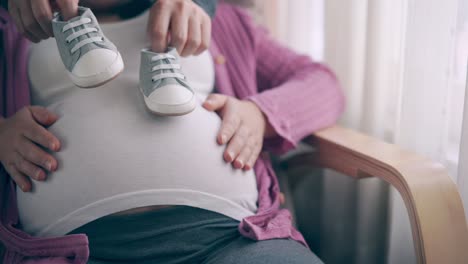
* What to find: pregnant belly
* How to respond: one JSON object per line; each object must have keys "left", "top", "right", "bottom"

{"left": 16, "top": 87, "right": 258, "bottom": 236}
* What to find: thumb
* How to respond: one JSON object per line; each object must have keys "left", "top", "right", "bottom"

{"left": 203, "top": 94, "right": 228, "bottom": 112}
{"left": 54, "top": 0, "right": 78, "bottom": 21}
{"left": 29, "top": 106, "right": 59, "bottom": 126}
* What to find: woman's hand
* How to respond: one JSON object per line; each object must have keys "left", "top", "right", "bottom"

{"left": 8, "top": 0, "right": 79, "bottom": 43}
{"left": 203, "top": 94, "right": 276, "bottom": 170}
{"left": 0, "top": 106, "right": 61, "bottom": 192}
{"left": 148, "top": 0, "right": 211, "bottom": 57}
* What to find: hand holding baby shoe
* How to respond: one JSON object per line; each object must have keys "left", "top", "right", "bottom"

{"left": 8, "top": 0, "right": 79, "bottom": 42}
{"left": 147, "top": 0, "right": 212, "bottom": 57}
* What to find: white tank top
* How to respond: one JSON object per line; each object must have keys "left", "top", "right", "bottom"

{"left": 17, "top": 10, "right": 258, "bottom": 237}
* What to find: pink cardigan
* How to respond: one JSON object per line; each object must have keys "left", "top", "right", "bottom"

{"left": 0, "top": 3, "right": 345, "bottom": 263}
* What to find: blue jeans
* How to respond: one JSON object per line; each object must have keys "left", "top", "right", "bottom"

{"left": 67, "top": 206, "right": 323, "bottom": 264}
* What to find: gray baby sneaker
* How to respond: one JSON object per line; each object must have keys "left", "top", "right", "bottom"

{"left": 52, "top": 7, "right": 124, "bottom": 88}
{"left": 139, "top": 48, "right": 196, "bottom": 116}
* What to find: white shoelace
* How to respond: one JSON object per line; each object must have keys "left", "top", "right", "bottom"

{"left": 62, "top": 17, "right": 103, "bottom": 53}
{"left": 151, "top": 54, "right": 185, "bottom": 82}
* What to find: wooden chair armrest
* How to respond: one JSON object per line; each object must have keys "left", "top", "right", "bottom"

{"left": 283, "top": 125, "right": 468, "bottom": 264}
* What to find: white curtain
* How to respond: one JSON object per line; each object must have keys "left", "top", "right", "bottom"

{"left": 250, "top": 0, "right": 324, "bottom": 60}
{"left": 255, "top": 1, "right": 389, "bottom": 263}
{"left": 388, "top": 0, "right": 467, "bottom": 263}
{"left": 456, "top": 0, "right": 468, "bottom": 221}
{"left": 325, "top": 0, "right": 467, "bottom": 263}
{"left": 457, "top": 0, "right": 468, "bottom": 215}
{"left": 323, "top": 1, "right": 403, "bottom": 263}
{"left": 324, "top": 0, "right": 467, "bottom": 175}
{"left": 252, "top": 0, "right": 467, "bottom": 263}
{"left": 460, "top": 77, "right": 468, "bottom": 219}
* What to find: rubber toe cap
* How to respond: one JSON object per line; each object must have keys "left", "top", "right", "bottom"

{"left": 72, "top": 49, "right": 118, "bottom": 77}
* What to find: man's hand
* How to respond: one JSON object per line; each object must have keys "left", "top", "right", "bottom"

{"left": 0, "top": 106, "right": 61, "bottom": 192}
{"left": 203, "top": 94, "right": 276, "bottom": 171}
{"left": 8, "top": 0, "right": 78, "bottom": 43}
{"left": 148, "top": 0, "right": 211, "bottom": 57}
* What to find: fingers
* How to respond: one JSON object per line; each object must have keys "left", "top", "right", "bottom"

{"left": 148, "top": 0, "right": 211, "bottom": 56}
{"left": 17, "top": 136, "right": 57, "bottom": 172}
{"left": 9, "top": 0, "right": 39, "bottom": 42}
{"left": 29, "top": 106, "right": 59, "bottom": 127}
{"left": 25, "top": 107, "right": 61, "bottom": 151}
{"left": 232, "top": 136, "right": 255, "bottom": 169}
{"left": 223, "top": 125, "right": 249, "bottom": 163}
{"left": 55, "top": 0, "right": 79, "bottom": 21}
{"left": 203, "top": 94, "right": 241, "bottom": 146}
{"left": 10, "top": 0, "right": 77, "bottom": 42}
{"left": 224, "top": 125, "right": 262, "bottom": 170}
{"left": 31, "top": 0, "right": 54, "bottom": 37}
{"left": 4, "top": 160, "right": 32, "bottom": 192}
{"left": 218, "top": 106, "right": 241, "bottom": 146}
{"left": 17, "top": 0, "right": 49, "bottom": 41}
{"left": 244, "top": 142, "right": 262, "bottom": 170}
{"left": 14, "top": 151, "right": 47, "bottom": 181}
{"left": 0, "top": 105, "right": 60, "bottom": 192}
{"left": 181, "top": 16, "right": 201, "bottom": 57}
{"left": 149, "top": 1, "right": 171, "bottom": 52}
{"left": 169, "top": 3, "right": 189, "bottom": 55}
{"left": 22, "top": 122, "right": 60, "bottom": 152}
{"left": 8, "top": 1, "right": 28, "bottom": 39}
{"left": 194, "top": 16, "right": 211, "bottom": 55}
{"left": 203, "top": 94, "right": 228, "bottom": 112}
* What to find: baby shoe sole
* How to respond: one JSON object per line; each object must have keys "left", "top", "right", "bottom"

{"left": 69, "top": 52, "right": 124, "bottom": 88}
{"left": 142, "top": 93, "right": 197, "bottom": 116}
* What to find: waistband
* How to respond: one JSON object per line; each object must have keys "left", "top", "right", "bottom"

{"left": 66, "top": 205, "right": 241, "bottom": 262}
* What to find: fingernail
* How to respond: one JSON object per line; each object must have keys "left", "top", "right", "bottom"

{"left": 226, "top": 152, "right": 233, "bottom": 162}
{"left": 236, "top": 159, "right": 244, "bottom": 168}
{"left": 220, "top": 134, "right": 227, "bottom": 144}
{"left": 50, "top": 142, "right": 56, "bottom": 151}
{"left": 45, "top": 161, "right": 52, "bottom": 171}
{"left": 205, "top": 99, "right": 213, "bottom": 105}
{"left": 36, "top": 170, "right": 43, "bottom": 180}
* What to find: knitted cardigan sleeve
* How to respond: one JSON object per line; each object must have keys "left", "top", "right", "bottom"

{"left": 235, "top": 9, "right": 346, "bottom": 155}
